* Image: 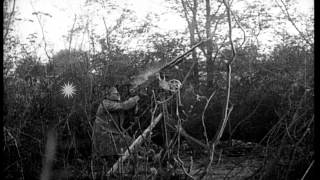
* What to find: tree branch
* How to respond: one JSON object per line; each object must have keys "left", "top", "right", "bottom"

{"left": 276, "top": 0, "right": 312, "bottom": 47}
{"left": 68, "top": 15, "right": 78, "bottom": 55}
{"left": 200, "top": 0, "right": 237, "bottom": 178}
{"left": 30, "top": 2, "right": 52, "bottom": 61}
{"left": 201, "top": 90, "right": 216, "bottom": 146}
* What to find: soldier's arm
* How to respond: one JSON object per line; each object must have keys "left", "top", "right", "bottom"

{"left": 102, "top": 96, "right": 140, "bottom": 111}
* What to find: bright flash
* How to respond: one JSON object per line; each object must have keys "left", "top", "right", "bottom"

{"left": 60, "top": 82, "right": 76, "bottom": 98}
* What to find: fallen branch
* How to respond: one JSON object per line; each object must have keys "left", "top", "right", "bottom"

{"left": 107, "top": 113, "right": 163, "bottom": 175}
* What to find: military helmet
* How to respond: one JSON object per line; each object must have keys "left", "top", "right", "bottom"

{"left": 107, "top": 86, "right": 120, "bottom": 101}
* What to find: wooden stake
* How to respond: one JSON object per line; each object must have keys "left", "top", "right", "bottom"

{"left": 107, "top": 113, "right": 163, "bottom": 175}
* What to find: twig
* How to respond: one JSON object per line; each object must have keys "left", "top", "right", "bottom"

{"left": 79, "top": 19, "right": 89, "bottom": 50}
{"left": 201, "top": 90, "right": 216, "bottom": 147}
{"left": 161, "top": 97, "right": 170, "bottom": 156}
{"left": 5, "top": 128, "right": 25, "bottom": 180}
{"left": 224, "top": 0, "right": 237, "bottom": 65}
{"left": 68, "top": 15, "right": 77, "bottom": 55}
{"left": 300, "top": 160, "right": 314, "bottom": 180}
{"left": 230, "top": 97, "right": 264, "bottom": 136}
{"left": 285, "top": 115, "right": 314, "bottom": 179}
{"left": 275, "top": 0, "right": 313, "bottom": 47}
{"left": 230, "top": 9, "right": 246, "bottom": 48}
{"left": 259, "top": 91, "right": 310, "bottom": 180}
{"left": 30, "top": 2, "right": 52, "bottom": 61}
{"left": 174, "top": 125, "right": 208, "bottom": 150}
{"left": 174, "top": 156, "right": 198, "bottom": 179}
{"left": 181, "top": 60, "right": 196, "bottom": 88}
{"left": 175, "top": 91, "right": 197, "bottom": 179}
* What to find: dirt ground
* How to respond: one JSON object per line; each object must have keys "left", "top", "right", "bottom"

{"left": 102, "top": 139, "right": 267, "bottom": 180}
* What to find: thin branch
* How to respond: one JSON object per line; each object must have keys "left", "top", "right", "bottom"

{"left": 200, "top": 0, "right": 236, "bottom": 178}
{"left": 175, "top": 89, "right": 197, "bottom": 179}
{"left": 212, "top": 36, "right": 228, "bottom": 62}
{"left": 301, "top": 160, "right": 314, "bottom": 180}
{"left": 196, "top": 4, "right": 225, "bottom": 57}
{"left": 102, "top": 17, "right": 111, "bottom": 55}
{"left": 209, "top": 2, "right": 223, "bottom": 22}
{"left": 260, "top": 91, "right": 311, "bottom": 179}
{"left": 201, "top": 90, "right": 216, "bottom": 146}
{"left": 185, "top": 0, "right": 193, "bottom": 11}
{"left": 5, "top": 128, "right": 25, "bottom": 180}
{"left": 224, "top": 0, "right": 237, "bottom": 65}
{"left": 230, "top": 97, "right": 264, "bottom": 136}
{"left": 68, "top": 15, "right": 78, "bottom": 54}
{"left": 285, "top": 115, "right": 314, "bottom": 179}
{"left": 181, "top": 0, "right": 192, "bottom": 28}
{"left": 174, "top": 125, "right": 208, "bottom": 150}
{"left": 214, "top": 65, "right": 232, "bottom": 143}
{"left": 276, "top": 0, "right": 312, "bottom": 47}
{"left": 230, "top": 10, "right": 246, "bottom": 48}
{"left": 194, "top": 21, "right": 206, "bottom": 54}
{"left": 79, "top": 19, "right": 89, "bottom": 50}
{"left": 181, "top": 60, "right": 196, "bottom": 87}
{"left": 30, "top": 2, "right": 52, "bottom": 61}
{"left": 212, "top": 0, "right": 236, "bottom": 144}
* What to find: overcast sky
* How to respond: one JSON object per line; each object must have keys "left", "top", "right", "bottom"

{"left": 12, "top": 0, "right": 313, "bottom": 61}
{"left": 14, "top": 0, "right": 185, "bottom": 53}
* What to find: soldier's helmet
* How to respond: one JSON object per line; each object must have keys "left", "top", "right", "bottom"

{"left": 107, "top": 86, "right": 121, "bottom": 101}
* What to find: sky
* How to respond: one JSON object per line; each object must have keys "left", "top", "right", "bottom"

{"left": 11, "top": 0, "right": 314, "bottom": 62}
{"left": 13, "top": 0, "right": 186, "bottom": 57}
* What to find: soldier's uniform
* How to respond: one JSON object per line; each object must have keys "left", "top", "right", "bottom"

{"left": 92, "top": 87, "right": 139, "bottom": 176}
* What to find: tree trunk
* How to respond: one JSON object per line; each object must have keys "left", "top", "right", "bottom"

{"left": 181, "top": 0, "right": 199, "bottom": 89}
{"left": 190, "top": 15, "right": 199, "bottom": 89}
{"left": 205, "top": 0, "right": 214, "bottom": 89}
{"left": 206, "top": 55, "right": 214, "bottom": 89}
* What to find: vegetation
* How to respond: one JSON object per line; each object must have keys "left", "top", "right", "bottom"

{"left": 3, "top": 0, "right": 313, "bottom": 179}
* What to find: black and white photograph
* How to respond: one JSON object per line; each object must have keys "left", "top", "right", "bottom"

{"left": 3, "top": 0, "right": 314, "bottom": 179}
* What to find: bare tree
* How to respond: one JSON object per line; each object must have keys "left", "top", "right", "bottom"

{"left": 180, "top": 0, "right": 200, "bottom": 88}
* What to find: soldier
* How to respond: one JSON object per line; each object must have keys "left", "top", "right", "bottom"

{"left": 92, "top": 86, "right": 139, "bottom": 177}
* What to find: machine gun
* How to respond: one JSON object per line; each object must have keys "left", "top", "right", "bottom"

{"left": 129, "top": 40, "right": 207, "bottom": 93}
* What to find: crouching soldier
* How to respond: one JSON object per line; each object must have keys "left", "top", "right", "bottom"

{"left": 92, "top": 86, "right": 139, "bottom": 178}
